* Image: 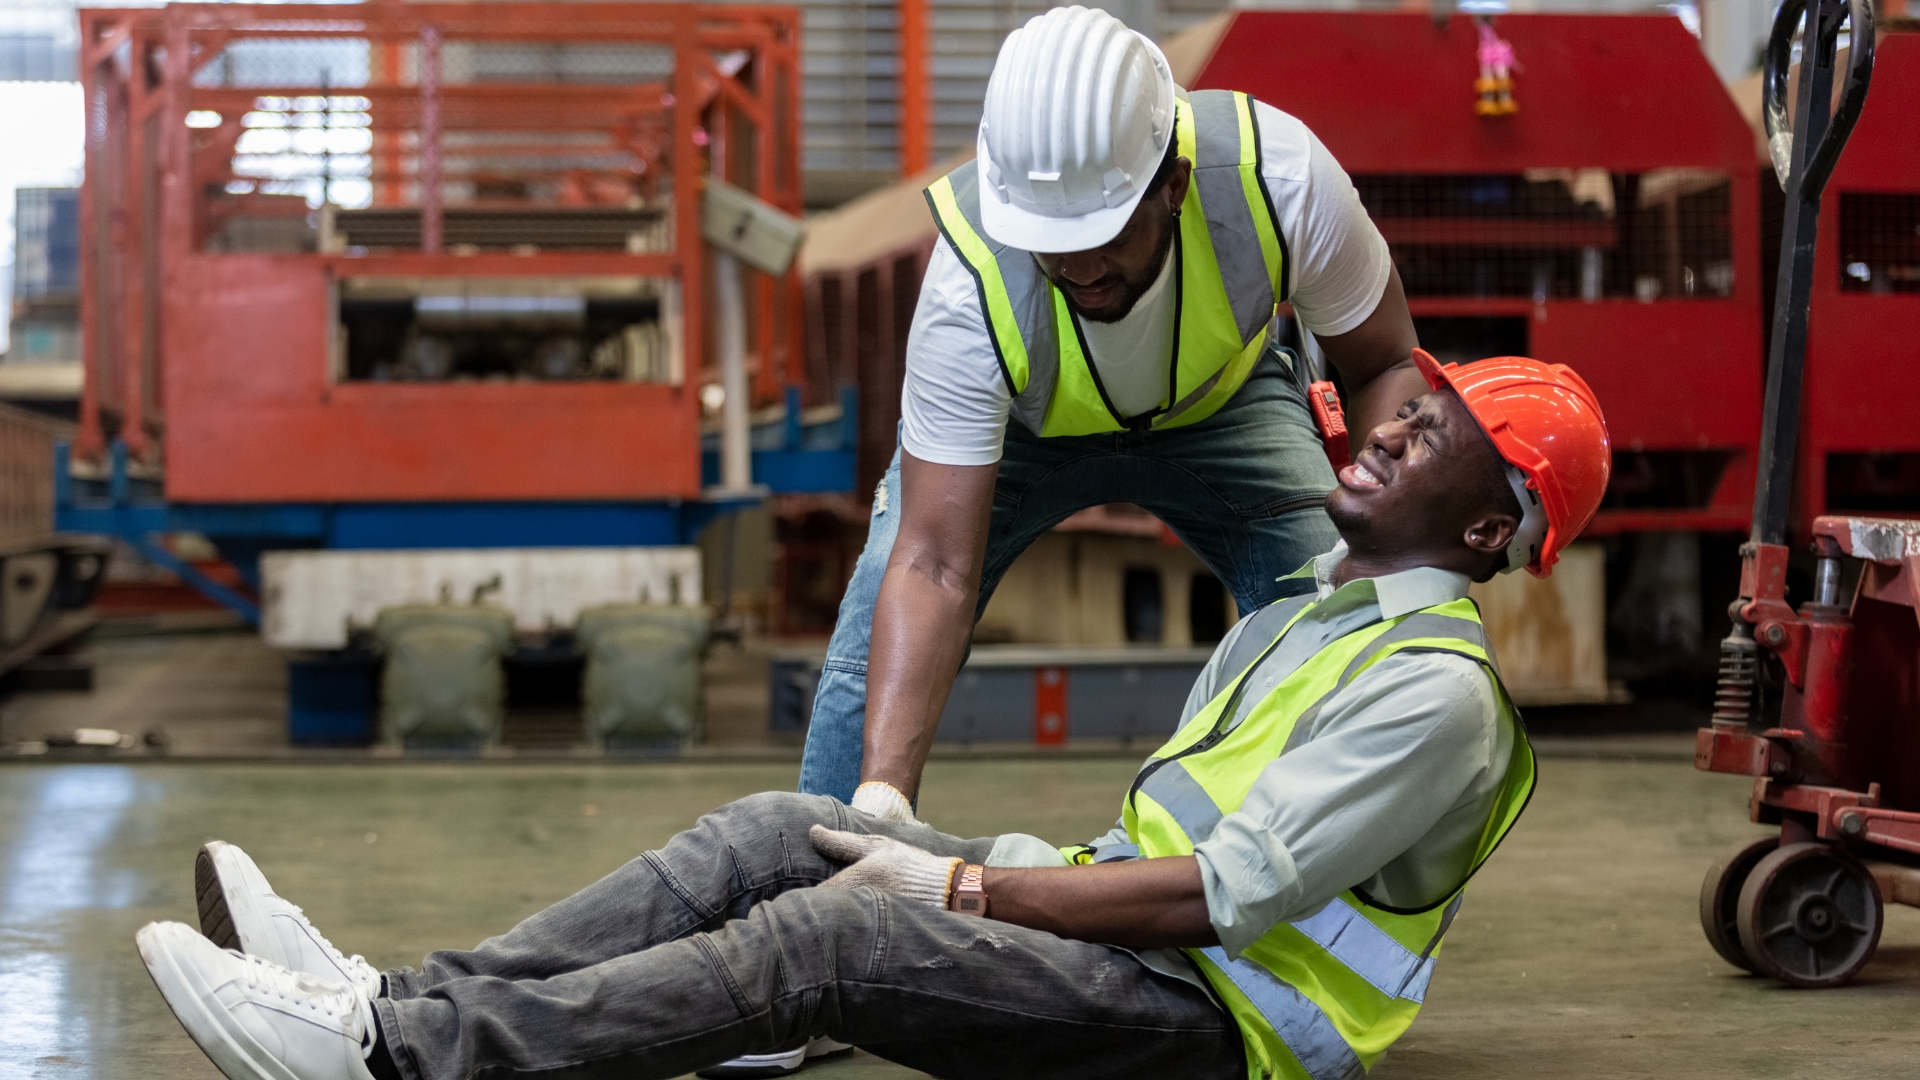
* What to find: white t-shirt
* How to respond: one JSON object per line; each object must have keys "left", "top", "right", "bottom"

{"left": 1076, "top": 247, "right": 1178, "bottom": 418}
{"left": 901, "top": 100, "right": 1392, "bottom": 466}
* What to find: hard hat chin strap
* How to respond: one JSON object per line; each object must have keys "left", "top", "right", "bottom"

{"left": 1501, "top": 464, "right": 1548, "bottom": 575}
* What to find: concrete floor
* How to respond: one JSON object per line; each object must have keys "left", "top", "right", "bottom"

{"left": 2, "top": 755, "right": 1916, "bottom": 1079}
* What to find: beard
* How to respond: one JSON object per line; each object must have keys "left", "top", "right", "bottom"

{"left": 1044, "top": 209, "right": 1177, "bottom": 324}
{"left": 1323, "top": 489, "right": 1371, "bottom": 542}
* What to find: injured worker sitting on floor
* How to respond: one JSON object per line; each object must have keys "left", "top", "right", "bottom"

{"left": 136, "top": 350, "right": 1610, "bottom": 1080}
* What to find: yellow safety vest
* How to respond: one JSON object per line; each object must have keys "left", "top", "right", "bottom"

{"left": 924, "top": 90, "right": 1289, "bottom": 437}
{"left": 1081, "top": 595, "right": 1535, "bottom": 1080}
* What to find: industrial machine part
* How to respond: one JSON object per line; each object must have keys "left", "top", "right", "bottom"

{"left": 58, "top": 2, "right": 855, "bottom": 650}
{"left": 59, "top": 1, "right": 849, "bottom": 615}
{"left": 374, "top": 603, "right": 515, "bottom": 748}
{"left": 0, "top": 404, "right": 108, "bottom": 680}
{"left": 1734, "top": 841, "right": 1883, "bottom": 988}
{"left": 701, "top": 177, "right": 806, "bottom": 277}
{"left": 260, "top": 547, "right": 701, "bottom": 650}
{"left": 765, "top": 647, "right": 1214, "bottom": 744}
{"left": 1691, "top": 0, "right": 1914, "bottom": 990}
{"left": 576, "top": 602, "right": 711, "bottom": 747}
{"left": 1698, "top": 836, "right": 1780, "bottom": 973}
{"left": 75, "top": 2, "right": 807, "bottom": 494}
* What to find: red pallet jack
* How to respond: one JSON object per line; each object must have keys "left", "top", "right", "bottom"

{"left": 1692, "top": 0, "right": 1913, "bottom": 989}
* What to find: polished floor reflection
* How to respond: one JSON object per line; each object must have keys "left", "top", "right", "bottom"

{"left": 2, "top": 755, "right": 1916, "bottom": 1080}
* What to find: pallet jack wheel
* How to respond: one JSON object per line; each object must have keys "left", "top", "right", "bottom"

{"left": 1699, "top": 837, "right": 1779, "bottom": 972}
{"left": 1735, "top": 841, "right": 1884, "bottom": 988}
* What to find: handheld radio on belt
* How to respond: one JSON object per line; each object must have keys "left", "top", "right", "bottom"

{"left": 1305, "top": 380, "right": 1350, "bottom": 470}
{"left": 1277, "top": 343, "right": 1352, "bottom": 470}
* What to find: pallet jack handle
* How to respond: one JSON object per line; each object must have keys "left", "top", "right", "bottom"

{"left": 1750, "top": 0, "right": 1876, "bottom": 549}
{"left": 1708, "top": 0, "right": 1874, "bottom": 737}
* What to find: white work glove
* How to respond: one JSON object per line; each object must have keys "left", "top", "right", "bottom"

{"left": 810, "top": 824, "right": 961, "bottom": 908}
{"left": 849, "top": 780, "right": 918, "bottom": 824}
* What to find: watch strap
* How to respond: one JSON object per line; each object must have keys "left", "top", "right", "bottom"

{"left": 950, "top": 863, "right": 988, "bottom": 916}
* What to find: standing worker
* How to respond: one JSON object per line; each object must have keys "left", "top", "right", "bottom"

{"left": 803, "top": 6, "right": 1429, "bottom": 819}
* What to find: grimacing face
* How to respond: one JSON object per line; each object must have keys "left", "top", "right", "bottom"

{"left": 1325, "top": 388, "right": 1518, "bottom": 575}
{"left": 1030, "top": 158, "right": 1191, "bottom": 324}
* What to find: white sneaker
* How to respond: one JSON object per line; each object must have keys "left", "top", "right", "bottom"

{"left": 697, "top": 1037, "right": 854, "bottom": 1077}
{"left": 197, "top": 841, "right": 383, "bottom": 1001}
{"left": 137, "top": 921, "right": 377, "bottom": 1080}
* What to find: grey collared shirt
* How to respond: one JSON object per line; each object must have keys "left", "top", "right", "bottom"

{"left": 988, "top": 543, "right": 1511, "bottom": 977}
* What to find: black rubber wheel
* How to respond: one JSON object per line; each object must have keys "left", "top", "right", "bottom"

{"left": 1700, "top": 836, "right": 1779, "bottom": 972}
{"left": 1736, "top": 841, "right": 1884, "bottom": 988}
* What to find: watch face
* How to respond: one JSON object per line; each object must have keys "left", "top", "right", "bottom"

{"left": 955, "top": 894, "right": 986, "bottom": 915}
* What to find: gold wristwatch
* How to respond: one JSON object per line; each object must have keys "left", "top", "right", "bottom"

{"left": 949, "top": 863, "right": 988, "bottom": 916}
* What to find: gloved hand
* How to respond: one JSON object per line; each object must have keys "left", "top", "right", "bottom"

{"left": 810, "top": 824, "right": 961, "bottom": 908}
{"left": 849, "top": 780, "right": 918, "bottom": 824}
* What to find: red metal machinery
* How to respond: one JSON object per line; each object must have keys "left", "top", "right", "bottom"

{"left": 1695, "top": 3, "right": 1920, "bottom": 989}
{"left": 1194, "top": 11, "right": 1765, "bottom": 537}
{"left": 804, "top": 13, "right": 1769, "bottom": 532}
{"left": 75, "top": 2, "right": 805, "bottom": 507}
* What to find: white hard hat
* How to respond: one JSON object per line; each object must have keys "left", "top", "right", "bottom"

{"left": 976, "top": 6, "right": 1176, "bottom": 254}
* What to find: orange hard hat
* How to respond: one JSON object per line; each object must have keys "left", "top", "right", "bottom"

{"left": 1411, "top": 349, "right": 1611, "bottom": 577}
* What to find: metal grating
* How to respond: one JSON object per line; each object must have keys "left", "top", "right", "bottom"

{"left": 796, "top": 0, "right": 905, "bottom": 177}
{"left": 446, "top": 42, "right": 675, "bottom": 84}
{"left": 192, "top": 37, "right": 372, "bottom": 89}
{"left": 329, "top": 207, "right": 668, "bottom": 252}
{"left": 1839, "top": 192, "right": 1920, "bottom": 294}
{"left": 784, "top": 0, "right": 1231, "bottom": 200}
{"left": 1354, "top": 170, "right": 1735, "bottom": 301}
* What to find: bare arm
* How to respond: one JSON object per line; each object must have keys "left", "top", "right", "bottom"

{"left": 1315, "top": 264, "right": 1427, "bottom": 456}
{"left": 977, "top": 857, "right": 1216, "bottom": 949}
{"left": 860, "top": 451, "right": 997, "bottom": 800}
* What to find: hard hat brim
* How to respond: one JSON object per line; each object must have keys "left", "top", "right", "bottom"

{"left": 975, "top": 154, "right": 1152, "bottom": 254}
{"left": 1410, "top": 347, "right": 1452, "bottom": 395}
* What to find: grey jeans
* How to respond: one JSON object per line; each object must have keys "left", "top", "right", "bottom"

{"left": 376, "top": 792, "right": 1246, "bottom": 1080}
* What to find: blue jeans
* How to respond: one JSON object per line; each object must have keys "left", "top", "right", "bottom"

{"left": 798, "top": 351, "right": 1341, "bottom": 801}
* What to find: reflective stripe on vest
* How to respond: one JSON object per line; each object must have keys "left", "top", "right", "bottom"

{"left": 1197, "top": 946, "right": 1363, "bottom": 1080}
{"left": 1122, "top": 596, "right": 1536, "bottom": 1080}
{"left": 923, "top": 90, "right": 1287, "bottom": 438}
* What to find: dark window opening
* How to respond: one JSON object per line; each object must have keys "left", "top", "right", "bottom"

{"left": 1410, "top": 316, "right": 1529, "bottom": 368}
{"left": 1354, "top": 171, "right": 1732, "bottom": 302}
{"left": 1827, "top": 453, "right": 1920, "bottom": 514}
{"left": 1189, "top": 572, "right": 1228, "bottom": 645}
{"left": 338, "top": 292, "right": 664, "bottom": 382}
{"left": 1123, "top": 567, "right": 1164, "bottom": 644}
{"left": 1602, "top": 451, "right": 1734, "bottom": 511}
{"left": 1838, "top": 193, "right": 1920, "bottom": 294}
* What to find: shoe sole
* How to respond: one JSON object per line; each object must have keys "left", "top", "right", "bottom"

{"left": 695, "top": 1048, "right": 808, "bottom": 1077}
{"left": 137, "top": 925, "right": 294, "bottom": 1080}
{"left": 196, "top": 842, "right": 284, "bottom": 966}
{"left": 805, "top": 1039, "right": 853, "bottom": 1060}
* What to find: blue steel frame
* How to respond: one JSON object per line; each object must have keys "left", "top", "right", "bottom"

{"left": 57, "top": 386, "right": 858, "bottom": 625}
